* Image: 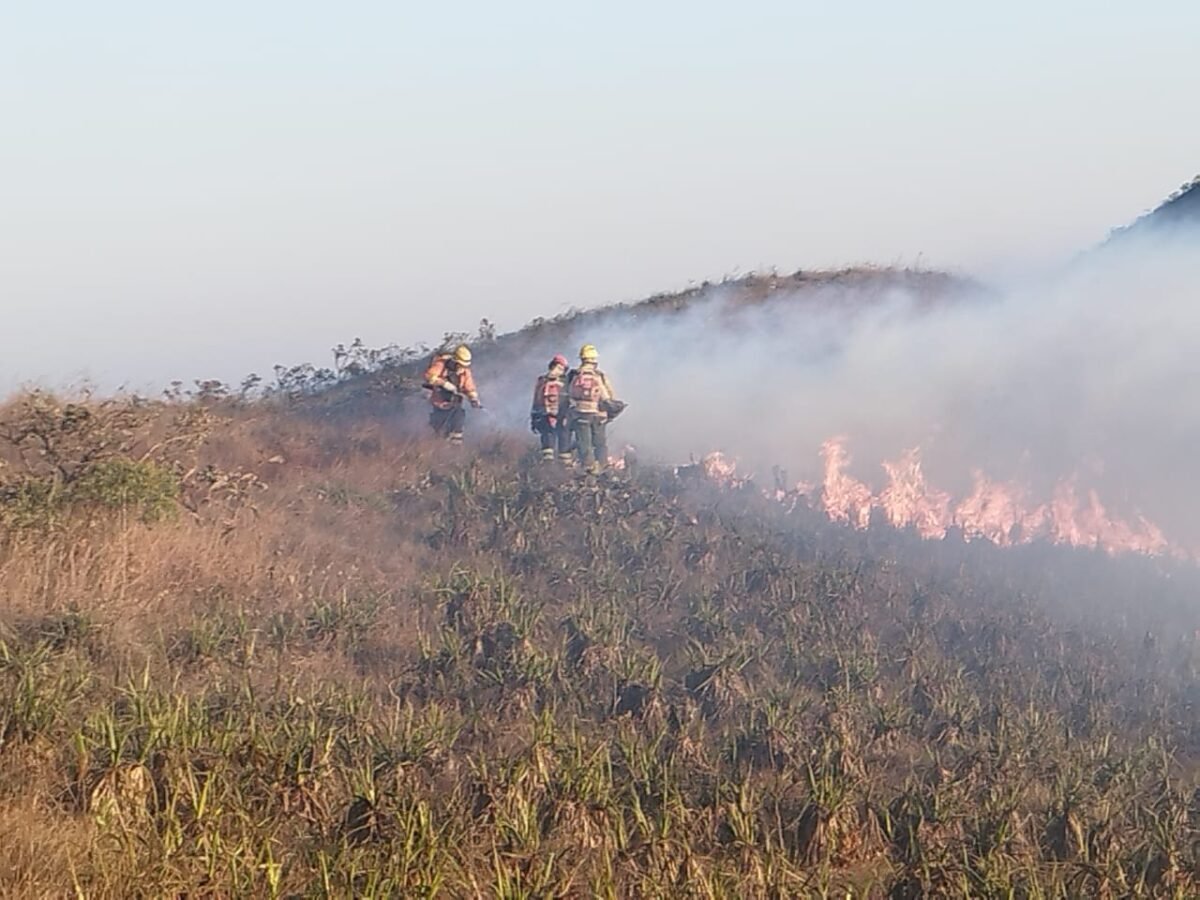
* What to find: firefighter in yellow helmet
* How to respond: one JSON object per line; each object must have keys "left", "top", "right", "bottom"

{"left": 566, "top": 343, "right": 624, "bottom": 473}
{"left": 422, "top": 344, "right": 481, "bottom": 444}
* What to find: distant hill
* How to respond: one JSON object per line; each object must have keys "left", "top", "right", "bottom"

{"left": 314, "top": 266, "right": 979, "bottom": 413}
{"left": 1109, "top": 175, "right": 1200, "bottom": 240}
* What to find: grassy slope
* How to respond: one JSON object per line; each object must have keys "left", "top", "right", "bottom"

{"left": 1, "top": 384, "right": 1199, "bottom": 898}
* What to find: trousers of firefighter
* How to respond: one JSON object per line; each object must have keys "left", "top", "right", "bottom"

{"left": 530, "top": 347, "right": 626, "bottom": 473}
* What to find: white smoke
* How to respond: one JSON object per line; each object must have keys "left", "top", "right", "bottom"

{"left": 475, "top": 226, "right": 1200, "bottom": 546}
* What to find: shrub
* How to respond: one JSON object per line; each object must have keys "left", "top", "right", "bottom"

{"left": 0, "top": 458, "right": 179, "bottom": 531}
{"left": 0, "top": 477, "right": 63, "bottom": 530}
{"left": 69, "top": 458, "right": 179, "bottom": 522}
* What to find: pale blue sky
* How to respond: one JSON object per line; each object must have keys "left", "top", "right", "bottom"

{"left": 2, "top": 2, "right": 1197, "bottom": 391}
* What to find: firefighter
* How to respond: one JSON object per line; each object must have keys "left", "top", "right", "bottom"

{"left": 530, "top": 354, "right": 571, "bottom": 462}
{"left": 422, "top": 344, "right": 481, "bottom": 444}
{"left": 567, "top": 343, "right": 621, "bottom": 474}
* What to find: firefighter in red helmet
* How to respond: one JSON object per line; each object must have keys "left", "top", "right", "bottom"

{"left": 530, "top": 354, "right": 571, "bottom": 461}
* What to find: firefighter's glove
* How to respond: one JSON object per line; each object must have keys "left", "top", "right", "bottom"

{"left": 530, "top": 413, "right": 543, "bottom": 433}
{"left": 440, "top": 382, "right": 459, "bottom": 395}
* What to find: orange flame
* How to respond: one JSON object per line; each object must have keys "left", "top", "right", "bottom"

{"left": 682, "top": 437, "right": 1177, "bottom": 558}
{"left": 818, "top": 437, "right": 1170, "bottom": 556}
{"left": 701, "top": 451, "right": 746, "bottom": 485}
{"left": 820, "top": 437, "right": 874, "bottom": 529}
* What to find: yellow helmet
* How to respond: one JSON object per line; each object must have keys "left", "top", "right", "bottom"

{"left": 579, "top": 343, "right": 599, "bottom": 363}
{"left": 453, "top": 345, "right": 472, "bottom": 366}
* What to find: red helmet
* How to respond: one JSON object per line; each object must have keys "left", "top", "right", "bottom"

{"left": 550, "top": 354, "right": 568, "bottom": 369}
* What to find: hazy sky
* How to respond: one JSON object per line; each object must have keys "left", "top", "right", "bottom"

{"left": 2, "top": 2, "right": 1198, "bottom": 392}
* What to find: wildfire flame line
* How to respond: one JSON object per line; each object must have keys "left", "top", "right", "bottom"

{"left": 679, "top": 439, "right": 1173, "bottom": 558}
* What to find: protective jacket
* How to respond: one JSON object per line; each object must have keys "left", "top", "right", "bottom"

{"left": 531, "top": 373, "right": 565, "bottom": 424}
{"left": 423, "top": 354, "right": 479, "bottom": 410}
{"left": 567, "top": 363, "right": 615, "bottom": 419}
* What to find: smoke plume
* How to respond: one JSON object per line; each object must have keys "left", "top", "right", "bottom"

{"left": 476, "top": 225, "right": 1200, "bottom": 551}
